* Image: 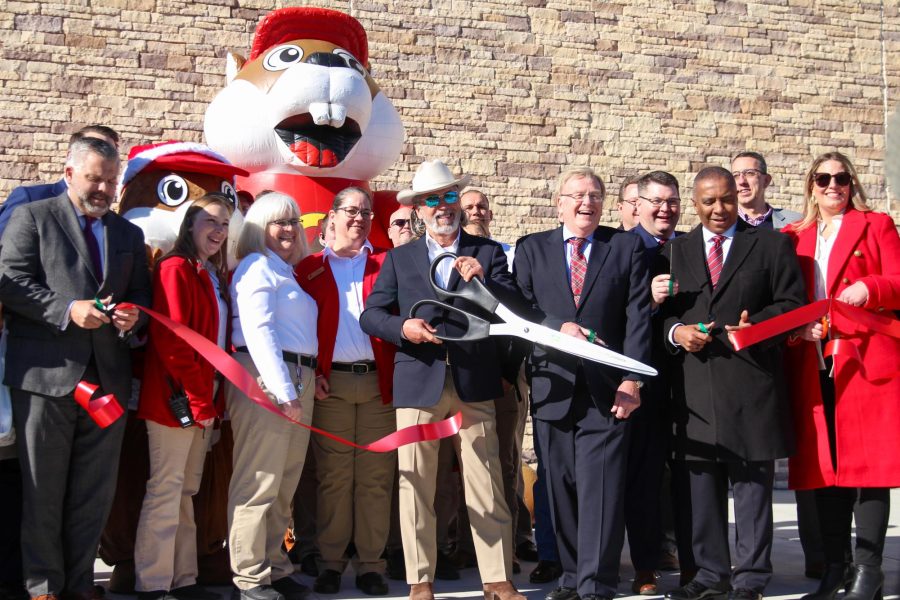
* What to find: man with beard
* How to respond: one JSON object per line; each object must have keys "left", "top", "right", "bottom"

{"left": 0, "top": 137, "right": 151, "bottom": 600}
{"left": 360, "top": 160, "right": 524, "bottom": 600}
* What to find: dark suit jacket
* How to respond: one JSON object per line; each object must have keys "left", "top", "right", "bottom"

{"left": 514, "top": 225, "right": 651, "bottom": 422}
{"left": 0, "top": 179, "right": 67, "bottom": 241}
{"left": 359, "top": 230, "right": 520, "bottom": 408}
{"left": 660, "top": 221, "right": 805, "bottom": 462}
{"left": 0, "top": 193, "right": 151, "bottom": 402}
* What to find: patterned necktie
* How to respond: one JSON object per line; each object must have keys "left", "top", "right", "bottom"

{"left": 82, "top": 216, "right": 103, "bottom": 281}
{"left": 707, "top": 234, "right": 725, "bottom": 289}
{"left": 569, "top": 237, "right": 587, "bottom": 306}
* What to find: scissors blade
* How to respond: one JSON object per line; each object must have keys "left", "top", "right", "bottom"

{"left": 491, "top": 320, "right": 658, "bottom": 376}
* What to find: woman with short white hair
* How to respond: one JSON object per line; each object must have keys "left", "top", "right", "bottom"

{"left": 226, "top": 192, "right": 318, "bottom": 600}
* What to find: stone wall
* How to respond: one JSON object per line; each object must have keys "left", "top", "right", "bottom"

{"left": 1, "top": 0, "right": 898, "bottom": 238}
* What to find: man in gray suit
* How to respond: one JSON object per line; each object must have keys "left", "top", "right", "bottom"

{"left": 730, "top": 152, "right": 801, "bottom": 230}
{"left": 0, "top": 137, "right": 151, "bottom": 600}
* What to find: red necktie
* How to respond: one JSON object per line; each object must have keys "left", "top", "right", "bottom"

{"left": 569, "top": 237, "right": 587, "bottom": 307}
{"left": 82, "top": 216, "right": 103, "bottom": 281}
{"left": 707, "top": 234, "right": 725, "bottom": 289}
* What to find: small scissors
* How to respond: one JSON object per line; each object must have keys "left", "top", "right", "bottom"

{"left": 408, "top": 254, "right": 657, "bottom": 376}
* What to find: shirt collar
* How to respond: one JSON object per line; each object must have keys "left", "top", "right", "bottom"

{"left": 701, "top": 222, "right": 737, "bottom": 243}
{"left": 562, "top": 225, "right": 594, "bottom": 242}
{"left": 264, "top": 249, "right": 293, "bottom": 273}
{"left": 738, "top": 204, "right": 773, "bottom": 226}
{"left": 425, "top": 230, "right": 460, "bottom": 254}
{"left": 324, "top": 239, "right": 373, "bottom": 261}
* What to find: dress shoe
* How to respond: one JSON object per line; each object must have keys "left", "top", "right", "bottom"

{"left": 355, "top": 573, "right": 389, "bottom": 596}
{"left": 63, "top": 587, "right": 106, "bottom": 600}
{"left": 483, "top": 581, "right": 526, "bottom": 600}
{"left": 530, "top": 560, "right": 563, "bottom": 584}
{"left": 109, "top": 560, "right": 136, "bottom": 594}
{"left": 801, "top": 563, "right": 853, "bottom": 600}
{"left": 632, "top": 570, "right": 658, "bottom": 595}
{"left": 313, "top": 570, "right": 342, "bottom": 595}
{"left": 31, "top": 596, "right": 59, "bottom": 600}
{"left": 658, "top": 550, "right": 681, "bottom": 572}
{"left": 171, "top": 586, "right": 222, "bottom": 600}
{"left": 435, "top": 550, "right": 460, "bottom": 580}
{"left": 271, "top": 577, "right": 310, "bottom": 600}
{"left": 679, "top": 569, "right": 699, "bottom": 588}
{"left": 136, "top": 592, "right": 176, "bottom": 600}
{"left": 386, "top": 548, "right": 406, "bottom": 580}
{"left": 581, "top": 595, "right": 612, "bottom": 600}
{"left": 545, "top": 586, "right": 579, "bottom": 600}
{"left": 235, "top": 586, "right": 284, "bottom": 600}
{"left": 728, "top": 590, "right": 761, "bottom": 600}
{"left": 665, "top": 580, "right": 728, "bottom": 600}
{"left": 516, "top": 540, "right": 539, "bottom": 562}
{"left": 843, "top": 565, "right": 884, "bottom": 600}
{"left": 409, "top": 583, "right": 434, "bottom": 600}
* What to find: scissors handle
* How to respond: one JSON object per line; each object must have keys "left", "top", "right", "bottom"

{"left": 408, "top": 299, "right": 492, "bottom": 342}
{"left": 430, "top": 253, "right": 500, "bottom": 314}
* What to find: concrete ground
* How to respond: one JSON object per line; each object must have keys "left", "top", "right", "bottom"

{"left": 96, "top": 489, "right": 899, "bottom": 600}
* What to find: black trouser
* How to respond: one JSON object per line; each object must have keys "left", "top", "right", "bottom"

{"left": 0, "top": 457, "right": 23, "bottom": 586}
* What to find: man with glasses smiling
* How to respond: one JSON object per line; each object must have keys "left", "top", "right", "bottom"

{"left": 360, "top": 160, "right": 525, "bottom": 600}
{"left": 731, "top": 152, "right": 801, "bottom": 230}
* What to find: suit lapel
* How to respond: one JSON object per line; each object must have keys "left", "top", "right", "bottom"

{"left": 545, "top": 228, "right": 576, "bottom": 311}
{"left": 827, "top": 210, "right": 866, "bottom": 295}
{"left": 577, "top": 229, "right": 610, "bottom": 311}
{"left": 412, "top": 236, "right": 438, "bottom": 300}
{"left": 712, "top": 225, "right": 757, "bottom": 301}
{"left": 49, "top": 194, "right": 101, "bottom": 287}
{"left": 448, "top": 232, "right": 475, "bottom": 292}
{"left": 679, "top": 226, "right": 710, "bottom": 299}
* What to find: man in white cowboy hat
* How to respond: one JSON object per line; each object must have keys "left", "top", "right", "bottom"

{"left": 360, "top": 160, "right": 525, "bottom": 600}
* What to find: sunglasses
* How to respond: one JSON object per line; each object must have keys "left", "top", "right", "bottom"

{"left": 422, "top": 190, "right": 459, "bottom": 208}
{"left": 813, "top": 172, "right": 852, "bottom": 188}
{"left": 390, "top": 218, "right": 410, "bottom": 228}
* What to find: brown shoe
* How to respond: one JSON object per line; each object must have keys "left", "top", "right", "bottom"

{"left": 32, "top": 596, "right": 60, "bottom": 600}
{"left": 409, "top": 583, "right": 434, "bottom": 600}
{"left": 632, "top": 570, "right": 658, "bottom": 595}
{"left": 483, "top": 581, "right": 526, "bottom": 600}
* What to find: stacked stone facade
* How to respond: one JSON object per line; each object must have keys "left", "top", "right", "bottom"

{"left": 1, "top": 0, "right": 898, "bottom": 237}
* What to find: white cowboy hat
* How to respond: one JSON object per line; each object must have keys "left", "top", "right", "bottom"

{"left": 396, "top": 159, "right": 471, "bottom": 205}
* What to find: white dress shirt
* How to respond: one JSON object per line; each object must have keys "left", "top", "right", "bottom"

{"left": 231, "top": 250, "right": 318, "bottom": 404}
{"left": 424, "top": 230, "right": 460, "bottom": 289}
{"left": 325, "top": 241, "right": 375, "bottom": 363}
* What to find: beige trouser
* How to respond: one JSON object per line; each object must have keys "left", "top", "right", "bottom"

{"left": 226, "top": 352, "right": 315, "bottom": 590}
{"left": 134, "top": 420, "right": 212, "bottom": 591}
{"left": 312, "top": 369, "right": 396, "bottom": 574}
{"left": 397, "top": 371, "right": 513, "bottom": 584}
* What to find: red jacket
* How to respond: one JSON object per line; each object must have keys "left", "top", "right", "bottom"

{"left": 782, "top": 209, "right": 900, "bottom": 489}
{"left": 138, "top": 255, "right": 226, "bottom": 426}
{"left": 295, "top": 247, "right": 395, "bottom": 404}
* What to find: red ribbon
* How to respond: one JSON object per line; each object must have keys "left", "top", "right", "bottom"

{"left": 118, "top": 303, "right": 462, "bottom": 452}
{"left": 74, "top": 381, "right": 124, "bottom": 428}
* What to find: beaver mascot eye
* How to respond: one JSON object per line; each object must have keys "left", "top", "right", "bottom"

{"left": 332, "top": 48, "right": 367, "bottom": 77}
{"left": 264, "top": 44, "right": 305, "bottom": 71}
{"left": 156, "top": 174, "right": 190, "bottom": 207}
{"left": 220, "top": 181, "right": 238, "bottom": 208}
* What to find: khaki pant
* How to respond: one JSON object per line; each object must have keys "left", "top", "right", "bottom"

{"left": 397, "top": 372, "right": 512, "bottom": 584}
{"left": 226, "top": 352, "right": 315, "bottom": 589}
{"left": 312, "top": 370, "right": 396, "bottom": 574}
{"left": 134, "top": 421, "right": 212, "bottom": 591}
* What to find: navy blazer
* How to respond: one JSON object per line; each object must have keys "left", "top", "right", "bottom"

{"left": 514, "top": 225, "right": 651, "bottom": 421}
{"left": 359, "top": 230, "right": 520, "bottom": 408}
{"left": 0, "top": 179, "right": 67, "bottom": 241}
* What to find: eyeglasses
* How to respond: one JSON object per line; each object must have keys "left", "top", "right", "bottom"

{"left": 732, "top": 169, "right": 763, "bottom": 180}
{"left": 560, "top": 192, "right": 603, "bottom": 203}
{"left": 390, "top": 218, "right": 410, "bottom": 228}
{"left": 422, "top": 190, "right": 459, "bottom": 208}
{"left": 269, "top": 218, "right": 300, "bottom": 228}
{"left": 336, "top": 206, "right": 374, "bottom": 219}
{"left": 639, "top": 196, "right": 681, "bottom": 208}
{"left": 813, "top": 172, "right": 852, "bottom": 188}
{"left": 620, "top": 198, "right": 638, "bottom": 207}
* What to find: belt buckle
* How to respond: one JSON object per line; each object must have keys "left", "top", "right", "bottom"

{"left": 352, "top": 363, "right": 368, "bottom": 374}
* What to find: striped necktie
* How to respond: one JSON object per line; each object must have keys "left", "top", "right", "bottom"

{"left": 707, "top": 234, "right": 725, "bottom": 289}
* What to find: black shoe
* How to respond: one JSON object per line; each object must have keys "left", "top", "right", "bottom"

{"left": 801, "top": 563, "right": 853, "bottom": 600}
{"left": 666, "top": 581, "right": 729, "bottom": 600}
{"left": 728, "top": 590, "right": 761, "bottom": 600}
{"left": 271, "top": 577, "right": 311, "bottom": 600}
{"left": 516, "top": 540, "right": 539, "bottom": 562}
{"left": 171, "top": 586, "right": 222, "bottom": 600}
{"left": 581, "top": 595, "right": 612, "bottom": 600}
{"left": 313, "top": 570, "right": 342, "bottom": 595}
{"left": 355, "top": 573, "right": 389, "bottom": 596}
{"left": 435, "top": 550, "right": 460, "bottom": 581}
{"left": 545, "top": 587, "right": 579, "bottom": 600}
{"left": 843, "top": 565, "right": 884, "bottom": 600}
{"left": 237, "top": 587, "right": 284, "bottom": 600}
{"left": 530, "top": 560, "right": 563, "bottom": 584}
{"left": 137, "top": 592, "right": 175, "bottom": 600}
{"left": 299, "top": 553, "right": 320, "bottom": 577}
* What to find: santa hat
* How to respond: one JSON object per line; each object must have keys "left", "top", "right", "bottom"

{"left": 120, "top": 141, "right": 248, "bottom": 188}
{"left": 248, "top": 7, "right": 369, "bottom": 67}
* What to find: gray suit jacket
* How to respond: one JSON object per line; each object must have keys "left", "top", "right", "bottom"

{"left": 0, "top": 193, "right": 151, "bottom": 401}
{"left": 772, "top": 207, "right": 802, "bottom": 230}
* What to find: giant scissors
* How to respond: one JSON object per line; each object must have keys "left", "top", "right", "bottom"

{"left": 409, "top": 254, "right": 657, "bottom": 377}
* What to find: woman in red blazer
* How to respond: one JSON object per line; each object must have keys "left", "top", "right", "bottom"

{"left": 782, "top": 152, "right": 900, "bottom": 600}
{"left": 134, "top": 193, "right": 234, "bottom": 600}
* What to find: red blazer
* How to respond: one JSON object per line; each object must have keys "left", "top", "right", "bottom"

{"left": 138, "top": 255, "right": 226, "bottom": 427}
{"left": 295, "top": 247, "right": 396, "bottom": 404}
{"left": 782, "top": 209, "right": 900, "bottom": 488}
